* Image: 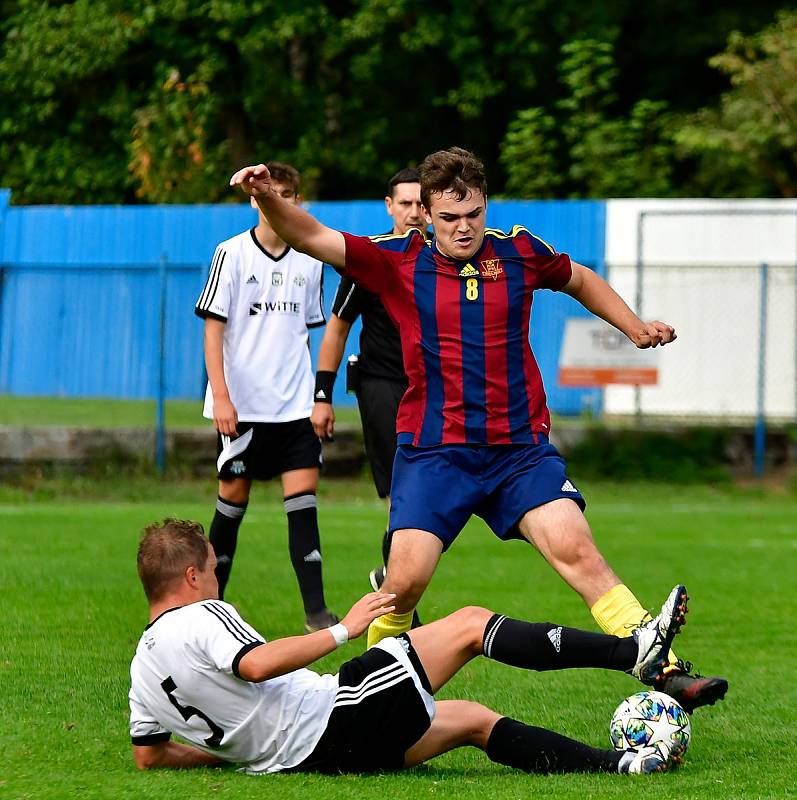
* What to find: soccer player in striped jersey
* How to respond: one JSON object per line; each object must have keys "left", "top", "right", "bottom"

{"left": 195, "top": 161, "right": 338, "bottom": 634}
{"left": 229, "top": 149, "right": 727, "bottom": 713}
{"left": 130, "top": 519, "right": 686, "bottom": 775}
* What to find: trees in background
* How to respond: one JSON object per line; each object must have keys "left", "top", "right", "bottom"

{"left": 675, "top": 10, "right": 797, "bottom": 198}
{"left": 500, "top": 39, "right": 675, "bottom": 198}
{"left": 0, "top": 1, "right": 794, "bottom": 203}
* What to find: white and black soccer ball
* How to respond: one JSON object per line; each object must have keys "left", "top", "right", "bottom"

{"left": 610, "top": 690, "right": 691, "bottom": 757}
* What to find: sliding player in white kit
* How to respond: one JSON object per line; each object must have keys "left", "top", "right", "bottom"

{"left": 195, "top": 161, "right": 338, "bottom": 633}
{"left": 130, "top": 520, "right": 686, "bottom": 776}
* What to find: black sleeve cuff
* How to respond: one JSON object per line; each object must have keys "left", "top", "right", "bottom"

{"left": 232, "top": 641, "right": 265, "bottom": 679}
{"left": 307, "top": 319, "right": 326, "bottom": 329}
{"left": 131, "top": 731, "right": 171, "bottom": 746}
{"left": 195, "top": 308, "right": 227, "bottom": 322}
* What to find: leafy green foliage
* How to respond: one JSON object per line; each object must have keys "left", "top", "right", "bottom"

{"left": 0, "top": 1, "right": 793, "bottom": 202}
{"left": 501, "top": 39, "right": 676, "bottom": 198}
{"left": 500, "top": 108, "right": 562, "bottom": 198}
{"left": 675, "top": 10, "right": 797, "bottom": 198}
{"left": 130, "top": 67, "right": 230, "bottom": 203}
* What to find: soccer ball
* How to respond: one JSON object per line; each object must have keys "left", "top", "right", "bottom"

{"left": 610, "top": 691, "right": 691, "bottom": 757}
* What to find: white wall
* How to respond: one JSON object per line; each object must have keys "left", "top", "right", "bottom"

{"left": 604, "top": 199, "right": 797, "bottom": 419}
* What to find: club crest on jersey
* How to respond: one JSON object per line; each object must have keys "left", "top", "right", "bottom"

{"left": 459, "top": 263, "right": 480, "bottom": 278}
{"left": 480, "top": 258, "right": 504, "bottom": 280}
{"left": 271, "top": 271, "right": 283, "bottom": 286}
{"left": 293, "top": 273, "right": 306, "bottom": 287}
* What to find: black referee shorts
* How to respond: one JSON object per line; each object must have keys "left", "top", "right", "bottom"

{"left": 356, "top": 377, "right": 407, "bottom": 498}
{"left": 291, "top": 636, "right": 434, "bottom": 774}
{"left": 215, "top": 419, "right": 321, "bottom": 481}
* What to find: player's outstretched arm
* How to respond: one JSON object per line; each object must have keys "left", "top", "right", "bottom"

{"left": 562, "top": 262, "right": 677, "bottom": 348}
{"left": 237, "top": 592, "right": 396, "bottom": 683}
{"left": 133, "top": 740, "right": 226, "bottom": 770}
{"left": 230, "top": 164, "right": 346, "bottom": 268}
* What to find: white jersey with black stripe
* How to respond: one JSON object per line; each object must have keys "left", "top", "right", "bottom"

{"left": 195, "top": 228, "right": 326, "bottom": 422}
{"left": 129, "top": 600, "right": 337, "bottom": 773}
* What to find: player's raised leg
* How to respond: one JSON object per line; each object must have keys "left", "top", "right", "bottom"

{"left": 518, "top": 500, "right": 728, "bottom": 710}
{"left": 367, "top": 528, "right": 442, "bottom": 647}
{"left": 406, "top": 587, "right": 686, "bottom": 694}
{"left": 519, "top": 499, "right": 631, "bottom": 612}
{"left": 401, "top": 591, "right": 687, "bottom": 775}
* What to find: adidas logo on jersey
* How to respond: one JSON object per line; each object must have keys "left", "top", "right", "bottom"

{"left": 561, "top": 479, "right": 577, "bottom": 493}
{"left": 459, "top": 263, "right": 480, "bottom": 277}
{"left": 304, "top": 549, "right": 322, "bottom": 563}
{"left": 246, "top": 274, "right": 258, "bottom": 284}
{"left": 547, "top": 626, "right": 562, "bottom": 653}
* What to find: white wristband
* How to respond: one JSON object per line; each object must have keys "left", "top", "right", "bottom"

{"left": 328, "top": 623, "right": 349, "bottom": 648}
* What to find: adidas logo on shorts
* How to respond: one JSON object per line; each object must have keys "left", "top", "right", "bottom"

{"left": 561, "top": 479, "right": 577, "bottom": 493}
{"left": 304, "top": 549, "right": 322, "bottom": 563}
{"left": 547, "top": 626, "right": 562, "bottom": 653}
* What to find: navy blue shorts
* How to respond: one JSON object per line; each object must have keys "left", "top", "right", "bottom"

{"left": 388, "top": 438, "right": 586, "bottom": 550}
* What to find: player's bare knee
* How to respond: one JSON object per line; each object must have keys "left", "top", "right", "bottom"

{"left": 550, "top": 524, "right": 601, "bottom": 569}
{"left": 458, "top": 701, "right": 501, "bottom": 747}
{"left": 448, "top": 606, "right": 493, "bottom": 652}
{"left": 571, "top": 537, "right": 610, "bottom": 575}
{"left": 219, "top": 480, "right": 250, "bottom": 505}
{"left": 383, "top": 572, "right": 428, "bottom": 608}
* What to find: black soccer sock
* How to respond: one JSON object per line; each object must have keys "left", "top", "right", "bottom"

{"left": 209, "top": 496, "right": 248, "bottom": 600}
{"left": 285, "top": 492, "right": 326, "bottom": 615}
{"left": 381, "top": 528, "right": 392, "bottom": 567}
{"left": 483, "top": 614, "right": 637, "bottom": 672}
{"left": 486, "top": 717, "right": 622, "bottom": 774}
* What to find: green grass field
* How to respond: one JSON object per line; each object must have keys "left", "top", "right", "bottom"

{"left": 2, "top": 478, "right": 796, "bottom": 799}
{"left": 0, "top": 395, "right": 363, "bottom": 428}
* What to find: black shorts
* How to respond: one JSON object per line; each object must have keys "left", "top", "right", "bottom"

{"left": 356, "top": 377, "right": 407, "bottom": 498}
{"left": 215, "top": 419, "right": 322, "bottom": 481}
{"left": 291, "top": 636, "right": 434, "bottom": 774}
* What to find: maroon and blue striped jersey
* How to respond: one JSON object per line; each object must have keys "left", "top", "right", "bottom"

{"left": 341, "top": 226, "right": 572, "bottom": 447}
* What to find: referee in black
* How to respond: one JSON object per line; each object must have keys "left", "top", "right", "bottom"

{"left": 311, "top": 169, "right": 427, "bottom": 598}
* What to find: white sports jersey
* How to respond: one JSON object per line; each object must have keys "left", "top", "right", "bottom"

{"left": 129, "top": 600, "right": 338, "bottom": 774}
{"left": 195, "top": 228, "right": 326, "bottom": 422}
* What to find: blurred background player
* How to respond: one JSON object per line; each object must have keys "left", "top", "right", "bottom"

{"left": 194, "top": 161, "right": 338, "bottom": 634}
{"left": 130, "top": 518, "right": 686, "bottom": 776}
{"left": 229, "top": 151, "right": 728, "bottom": 712}
{"left": 311, "top": 168, "right": 426, "bottom": 596}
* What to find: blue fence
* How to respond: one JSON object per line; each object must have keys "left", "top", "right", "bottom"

{"left": 0, "top": 194, "right": 605, "bottom": 415}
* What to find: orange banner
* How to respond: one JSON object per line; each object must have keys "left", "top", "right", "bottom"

{"left": 558, "top": 367, "right": 658, "bottom": 386}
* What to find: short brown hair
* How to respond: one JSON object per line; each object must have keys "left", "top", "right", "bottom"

{"left": 419, "top": 147, "right": 487, "bottom": 210}
{"left": 137, "top": 519, "right": 209, "bottom": 603}
{"left": 266, "top": 161, "right": 301, "bottom": 195}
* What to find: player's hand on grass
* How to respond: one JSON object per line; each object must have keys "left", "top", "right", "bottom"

{"left": 213, "top": 397, "right": 239, "bottom": 436}
{"left": 340, "top": 592, "right": 396, "bottom": 639}
{"left": 311, "top": 402, "right": 335, "bottom": 441}
{"left": 633, "top": 321, "right": 677, "bottom": 349}
{"left": 230, "top": 164, "right": 275, "bottom": 197}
